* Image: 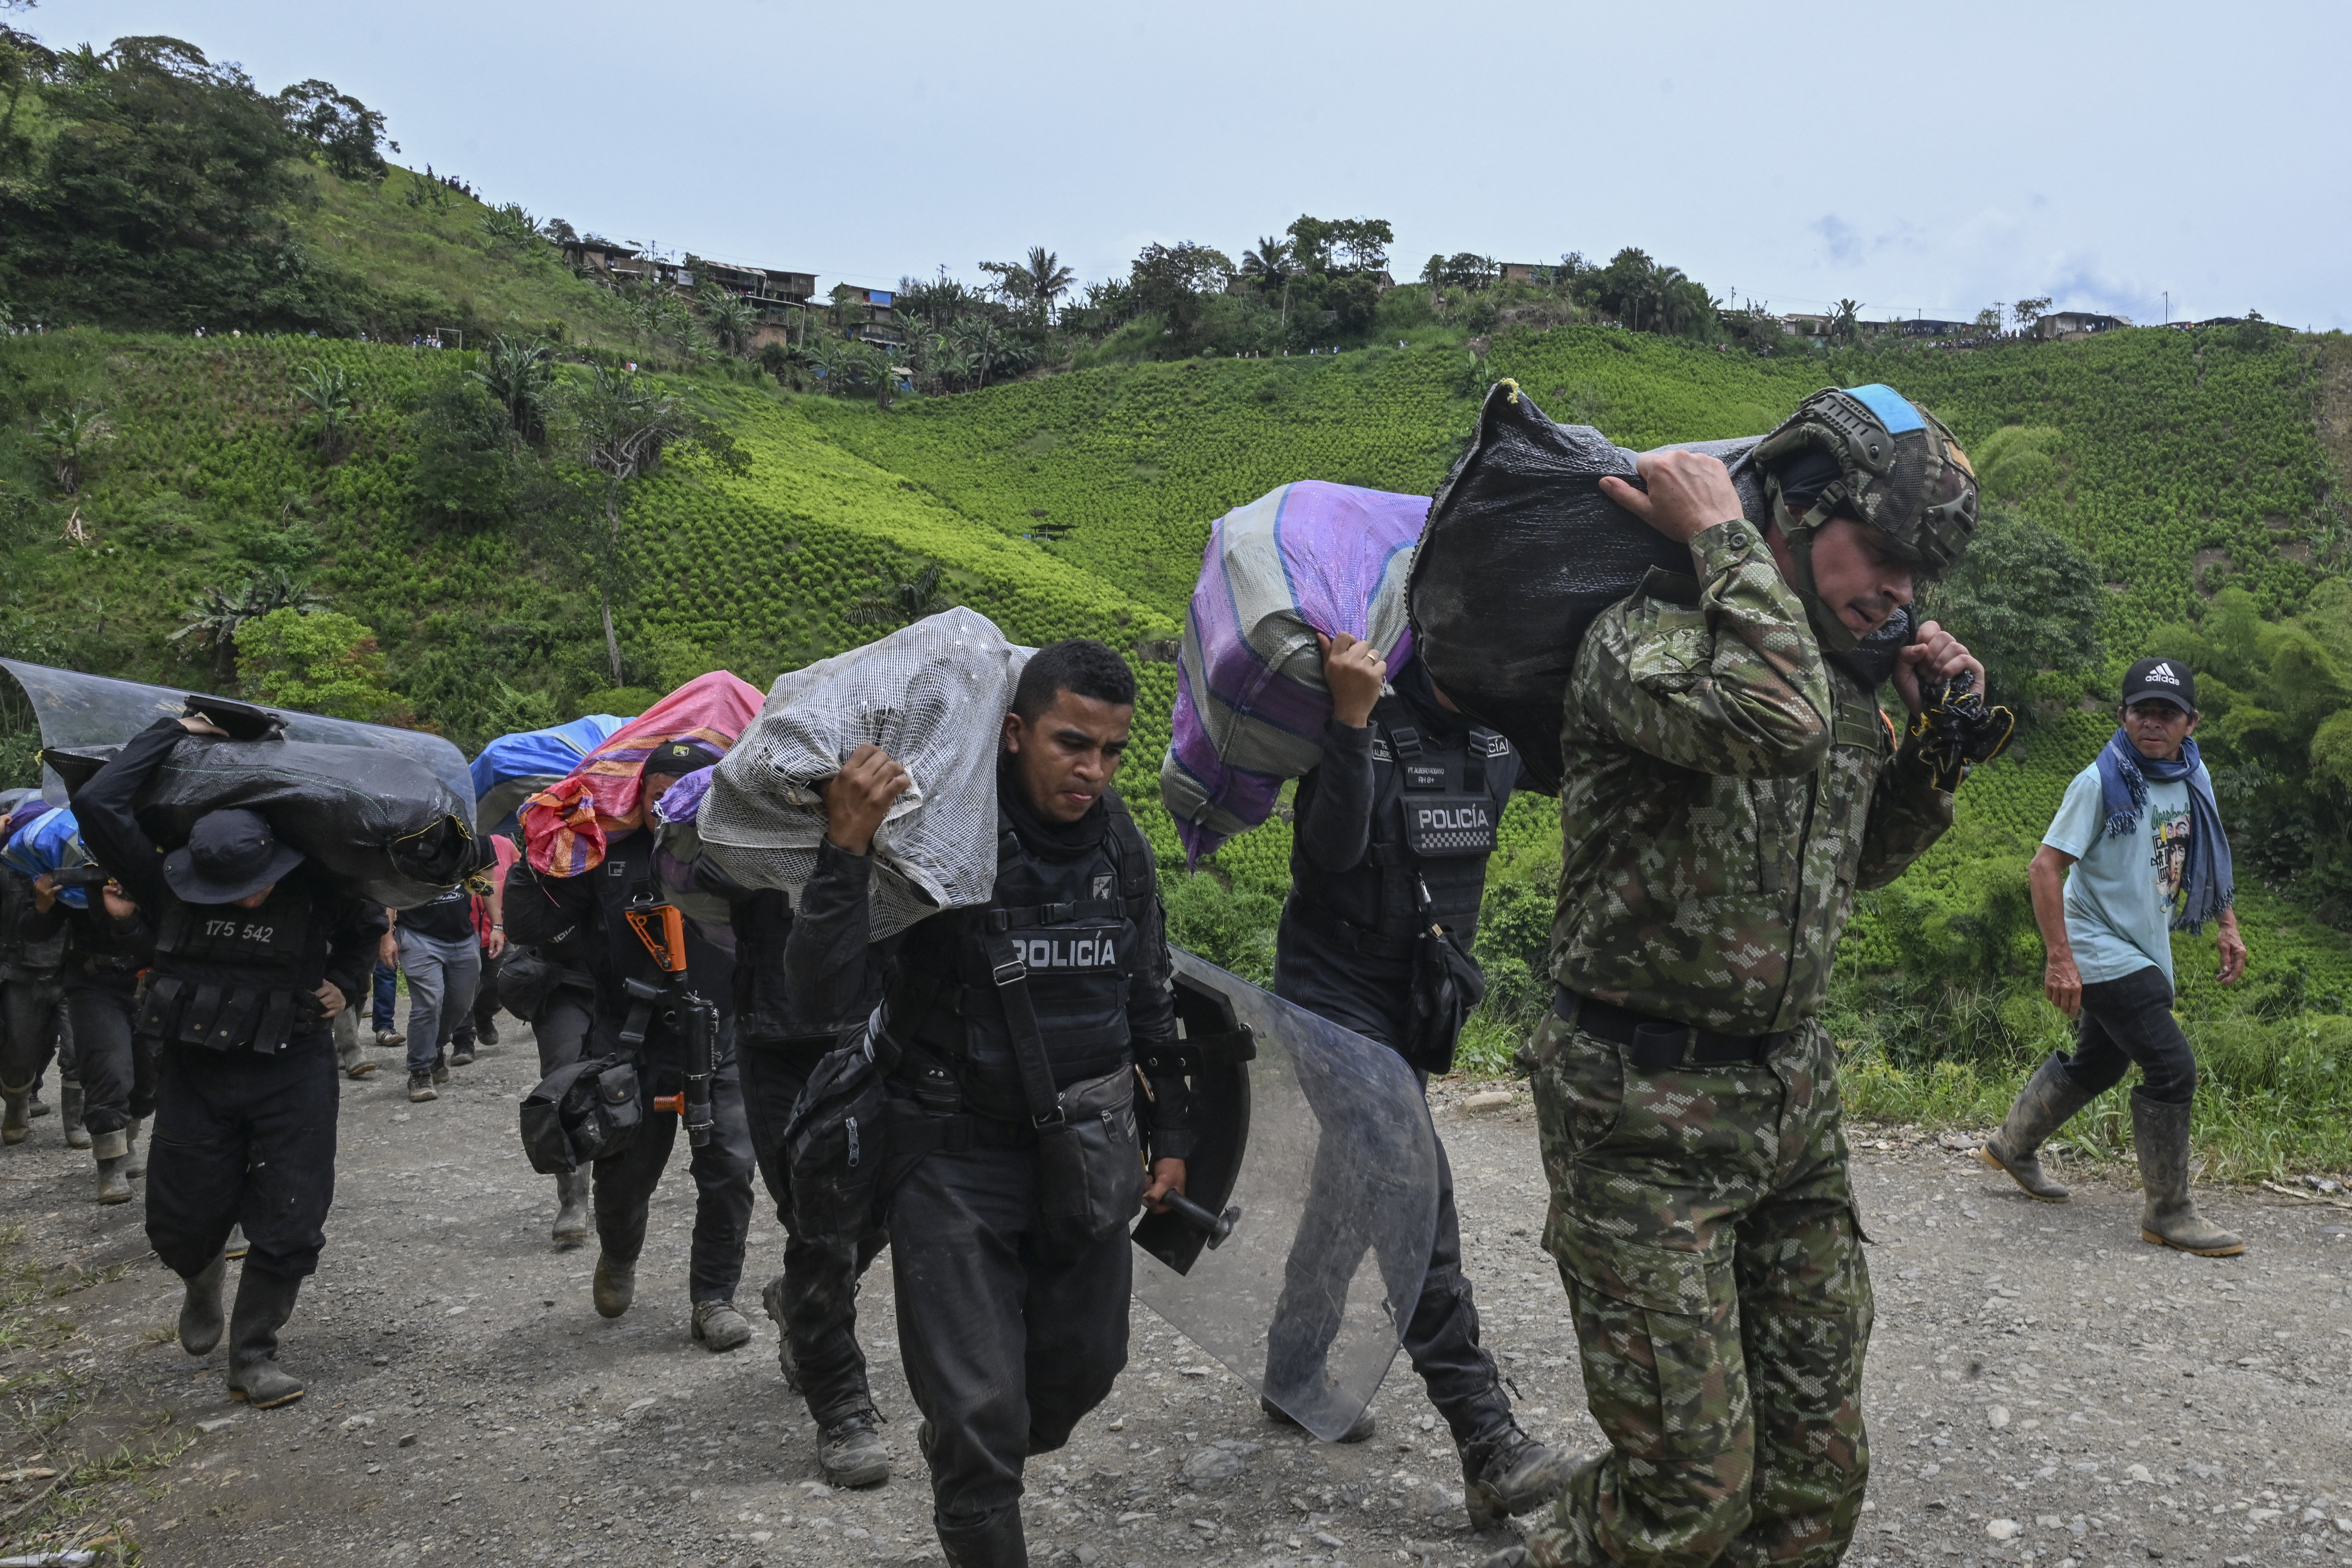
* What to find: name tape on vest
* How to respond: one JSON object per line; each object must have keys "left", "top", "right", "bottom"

{"left": 1405, "top": 797, "right": 1498, "bottom": 857}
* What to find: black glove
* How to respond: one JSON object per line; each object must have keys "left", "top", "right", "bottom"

{"left": 1909, "top": 669, "right": 2015, "bottom": 791}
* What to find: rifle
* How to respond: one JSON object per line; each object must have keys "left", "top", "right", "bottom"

{"left": 621, "top": 895, "right": 719, "bottom": 1149}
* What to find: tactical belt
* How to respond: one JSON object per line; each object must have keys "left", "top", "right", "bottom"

{"left": 1554, "top": 987, "right": 1794, "bottom": 1071}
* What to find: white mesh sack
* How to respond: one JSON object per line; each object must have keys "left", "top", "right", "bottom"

{"left": 698, "top": 607, "right": 1033, "bottom": 939}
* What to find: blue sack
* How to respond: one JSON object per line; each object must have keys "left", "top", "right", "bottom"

{"left": 1, "top": 803, "right": 94, "bottom": 908}
{"left": 469, "top": 715, "right": 625, "bottom": 834}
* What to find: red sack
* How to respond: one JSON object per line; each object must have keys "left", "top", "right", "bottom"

{"left": 522, "top": 671, "right": 763, "bottom": 876}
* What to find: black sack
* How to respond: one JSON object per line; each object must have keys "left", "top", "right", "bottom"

{"left": 50, "top": 734, "right": 490, "bottom": 908}
{"left": 519, "top": 1052, "right": 642, "bottom": 1174}
{"left": 494, "top": 943, "right": 592, "bottom": 1022}
{"left": 1407, "top": 381, "right": 1911, "bottom": 793}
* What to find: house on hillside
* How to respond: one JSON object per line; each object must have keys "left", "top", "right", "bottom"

{"left": 1780, "top": 313, "right": 1833, "bottom": 336}
{"left": 563, "top": 237, "right": 639, "bottom": 281}
{"left": 1900, "top": 318, "right": 1977, "bottom": 337}
{"left": 2034, "top": 311, "right": 2131, "bottom": 340}
{"left": 1499, "top": 262, "right": 1544, "bottom": 286}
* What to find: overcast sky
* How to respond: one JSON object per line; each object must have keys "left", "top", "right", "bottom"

{"left": 42, "top": 0, "right": 2352, "bottom": 330}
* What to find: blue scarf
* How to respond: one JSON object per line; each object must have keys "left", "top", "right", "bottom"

{"left": 2094, "top": 729, "right": 2234, "bottom": 932}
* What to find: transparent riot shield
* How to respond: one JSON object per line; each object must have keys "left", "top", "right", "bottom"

{"left": 1131, "top": 950, "right": 1440, "bottom": 1442}
{"left": 0, "top": 658, "right": 474, "bottom": 806}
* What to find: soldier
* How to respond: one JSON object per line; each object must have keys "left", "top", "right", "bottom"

{"left": 73, "top": 714, "right": 388, "bottom": 1408}
{"left": 1264, "top": 631, "right": 1570, "bottom": 1532}
{"left": 1500, "top": 386, "right": 1985, "bottom": 1567}
{"left": 784, "top": 638, "right": 1195, "bottom": 1568}
{"left": 505, "top": 740, "right": 759, "bottom": 1352}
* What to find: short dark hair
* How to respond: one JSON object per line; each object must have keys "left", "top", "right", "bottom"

{"left": 1011, "top": 639, "right": 1136, "bottom": 721}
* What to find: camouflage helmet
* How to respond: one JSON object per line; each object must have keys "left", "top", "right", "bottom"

{"left": 1751, "top": 383, "right": 1979, "bottom": 652}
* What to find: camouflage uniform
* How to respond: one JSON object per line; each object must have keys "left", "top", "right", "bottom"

{"left": 1524, "top": 516, "right": 1953, "bottom": 1568}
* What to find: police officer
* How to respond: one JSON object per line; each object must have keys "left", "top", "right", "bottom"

{"left": 499, "top": 875, "right": 600, "bottom": 1246}
{"left": 505, "top": 740, "right": 759, "bottom": 1352}
{"left": 74, "top": 714, "right": 387, "bottom": 1409}
{"left": 1498, "top": 385, "right": 1983, "bottom": 1568}
{"left": 784, "top": 639, "right": 1194, "bottom": 1568}
{"left": 24, "top": 867, "right": 155, "bottom": 1203}
{"left": 0, "top": 855, "right": 77, "bottom": 1147}
{"left": 696, "top": 848, "right": 891, "bottom": 1487}
{"left": 1267, "top": 631, "right": 1569, "bottom": 1531}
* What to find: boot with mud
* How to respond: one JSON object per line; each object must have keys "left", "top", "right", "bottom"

{"left": 123, "top": 1114, "right": 147, "bottom": 1178}
{"left": 92, "top": 1128, "right": 132, "bottom": 1204}
{"left": 178, "top": 1250, "right": 228, "bottom": 1355}
{"left": 758, "top": 1272, "right": 801, "bottom": 1392}
{"left": 691, "top": 1297, "right": 753, "bottom": 1352}
{"left": 1978, "top": 1053, "right": 2096, "bottom": 1202}
{"left": 1460, "top": 1419, "right": 1577, "bottom": 1531}
{"left": 2132, "top": 1090, "right": 2244, "bottom": 1256}
{"left": 592, "top": 1252, "right": 636, "bottom": 1318}
{"left": 934, "top": 1501, "right": 1023, "bottom": 1567}
{"left": 819, "top": 1410, "right": 891, "bottom": 1488}
{"left": 0, "top": 1078, "right": 30, "bottom": 1145}
{"left": 226, "top": 1266, "right": 308, "bottom": 1408}
{"left": 60, "top": 1082, "right": 89, "bottom": 1149}
{"left": 224, "top": 1222, "right": 250, "bottom": 1260}
{"left": 27, "top": 1085, "right": 47, "bottom": 1119}
{"left": 550, "top": 1169, "right": 591, "bottom": 1247}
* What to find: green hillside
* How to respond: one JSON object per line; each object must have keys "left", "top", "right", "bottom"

{"left": 5, "top": 318, "right": 2351, "bottom": 1169}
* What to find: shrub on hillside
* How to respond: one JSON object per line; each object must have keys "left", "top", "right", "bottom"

{"left": 234, "top": 607, "right": 395, "bottom": 721}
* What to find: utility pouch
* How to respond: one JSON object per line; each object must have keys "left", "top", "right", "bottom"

{"left": 178, "top": 983, "right": 228, "bottom": 1050}
{"left": 1401, "top": 876, "right": 1485, "bottom": 1077}
{"left": 1628, "top": 1022, "right": 1687, "bottom": 1074}
{"left": 517, "top": 1053, "right": 641, "bottom": 1174}
{"left": 134, "top": 975, "right": 186, "bottom": 1043}
{"left": 782, "top": 1021, "right": 895, "bottom": 1248}
{"left": 1033, "top": 1064, "right": 1145, "bottom": 1259}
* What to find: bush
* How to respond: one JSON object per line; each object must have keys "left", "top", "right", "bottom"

{"left": 1162, "top": 872, "right": 1281, "bottom": 987}
{"left": 233, "top": 607, "right": 395, "bottom": 720}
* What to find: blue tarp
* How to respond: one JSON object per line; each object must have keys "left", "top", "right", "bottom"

{"left": 469, "top": 715, "right": 626, "bottom": 833}
{"left": 1, "top": 803, "right": 93, "bottom": 907}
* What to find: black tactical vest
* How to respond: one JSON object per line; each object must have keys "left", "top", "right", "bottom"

{"left": 885, "top": 791, "right": 1153, "bottom": 1119}
{"left": 139, "top": 879, "right": 327, "bottom": 1054}
{"left": 584, "top": 830, "right": 735, "bottom": 1026}
{"left": 1289, "top": 692, "right": 1515, "bottom": 961}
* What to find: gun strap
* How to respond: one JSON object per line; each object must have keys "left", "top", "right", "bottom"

{"left": 987, "top": 931, "right": 1064, "bottom": 1128}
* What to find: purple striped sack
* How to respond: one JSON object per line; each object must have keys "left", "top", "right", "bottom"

{"left": 1160, "top": 481, "right": 1428, "bottom": 865}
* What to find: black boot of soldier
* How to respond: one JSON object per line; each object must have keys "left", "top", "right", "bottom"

{"left": 1459, "top": 1417, "right": 1576, "bottom": 1530}
{"left": 226, "top": 1267, "right": 307, "bottom": 1408}
{"left": 935, "top": 1502, "right": 1027, "bottom": 1568}
{"left": 179, "top": 1251, "right": 228, "bottom": 1356}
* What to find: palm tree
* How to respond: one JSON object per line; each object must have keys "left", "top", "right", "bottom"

{"left": 699, "top": 287, "right": 761, "bottom": 357}
{"left": 1241, "top": 236, "right": 1294, "bottom": 324}
{"left": 567, "top": 366, "right": 699, "bottom": 680}
{"left": 35, "top": 403, "right": 112, "bottom": 494}
{"left": 170, "top": 569, "right": 328, "bottom": 684}
{"left": 845, "top": 563, "right": 955, "bottom": 628}
{"left": 471, "top": 335, "right": 557, "bottom": 443}
{"left": 1018, "top": 247, "right": 1076, "bottom": 325}
{"left": 1831, "top": 298, "right": 1862, "bottom": 343}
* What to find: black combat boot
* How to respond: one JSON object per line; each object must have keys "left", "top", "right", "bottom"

{"left": 1978, "top": 1053, "right": 2095, "bottom": 1202}
{"left": 758, "top": 1272, "right": 801, "bottom": 1391}
{"left": 592, "top": 1251, "right": 636, "bottom": 1318}
{"left": 935, "top": 1502, "right": 1026, "bottom": 1568}
{"left": 1460, "top": 1419, "right": 1577, "bottom": 1530}
{"left": 179, "top": 1251, "right": 228, "bottom": 1355}
{"left": 818, "top": 1409, "right": 891, "bottom": 1487}
{"left": 226, "top": 1267, "right": 307, "bottom": 1408}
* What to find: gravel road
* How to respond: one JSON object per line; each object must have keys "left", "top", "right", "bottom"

{"left": 1, "top": 1010, "right": 2348, "bottom": 1568}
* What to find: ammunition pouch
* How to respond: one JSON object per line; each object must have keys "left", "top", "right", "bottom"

{"left": 518, "top": 1052, "right": 643, "bottom": 1174}
{"left": 134, "top": 974, "right": 316, "bottom": 1056}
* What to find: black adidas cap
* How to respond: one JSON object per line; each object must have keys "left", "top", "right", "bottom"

{"left": 2120, "top": 656, "right": 2197, "bottom": 716}
{"left": 644, "top": 739, "right": 726, "bottom": 775}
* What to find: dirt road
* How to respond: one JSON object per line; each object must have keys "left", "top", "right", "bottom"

{"left": 1, "top": 1013, "right": 2348, "bottom": 1567}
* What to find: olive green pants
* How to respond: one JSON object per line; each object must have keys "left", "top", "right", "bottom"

{"left": 1523, "top": 1011, "right": 1871, "bottom": 1568}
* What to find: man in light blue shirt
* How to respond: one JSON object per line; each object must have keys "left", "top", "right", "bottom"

{"left": 1978, "top": 657, "right": 2248, "bottom": 1255}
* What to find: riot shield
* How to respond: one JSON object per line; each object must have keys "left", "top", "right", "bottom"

{"left": 1132, "top": 950, "right": 1441, "bottom": 1443}
{"left": 0, "top": 658, "right": 474, "bottom": 806}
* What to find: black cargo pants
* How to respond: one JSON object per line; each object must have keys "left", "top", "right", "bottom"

{"left": 739, "top": 1035, "right": 887, "bottom": 1425}
{"left": 0, "top": 970, "right": 72, "bottom": 1094}
{"left": 67, "top": 985, "right": 156, "bottom": 1138}
{"left": 145, "top": 1033, "right": 338, "bottom": 1281}
{"left": 1272, "top": 930, "right": 1512, "bottom": 1443}
{"left": 889, "top": 1133, "right": 1130, "bottom": 1529}
{"left": 586, "top": 1017, "right": 756, "bottom": 1304}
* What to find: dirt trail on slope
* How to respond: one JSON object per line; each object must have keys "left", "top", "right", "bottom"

{"left": 0, "top": 1011, "right": 2347, "bottom": 1568}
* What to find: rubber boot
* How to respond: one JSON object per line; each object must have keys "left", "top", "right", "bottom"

{"left": 225, "top": 1267, "right": 307, "bottom": 1408}
{"left": 61, "top": 1082, "right": 89, "bottom": 1149}
{"left": 935, "top": 1502, "right": 1027, "bottom": 1568}
{"left": 2131, "top": 1090, "right": 2244, "bottom": 1256}
{"left": 551, "top": 1170, "right": 591, "bottom": 1247}
{"left": 1978, "top": 1053, "right": 2094, "bottom": 1202}
{"left": 593, "top": 1252, "right": 636, "bottom": 1318}
{"left": 123, "top": 1114, "right": 147, "bottom": 1178}
{"left": 1461, "top": 1420, "right": 1577, "bottom": 1531}
{"left": 92, "top": 1129, "right": 132, "bottom": 1205}
{"left": 27, "top": 1085, "right": 47, "bottom": 1119}
{"left": 1, "top": 1078, "right": 30, "bottom": 1145}
{"left": 224, "top": 1222, "right": 250, "bottom": 1260}
{"left": 178, "top": 1251, "right": 228, "bottom": 1355}
{"left": 819, "top": 1409, "right": 891, "bottom": 1487}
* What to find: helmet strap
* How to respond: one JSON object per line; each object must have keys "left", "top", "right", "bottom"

{"left": 1767, "top": 477, "right": 1861, "bottom": 655}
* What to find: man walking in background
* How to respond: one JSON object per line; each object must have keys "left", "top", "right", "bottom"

{"left": 1978, "top": 657, "right": 2247, "bottom": 1255}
